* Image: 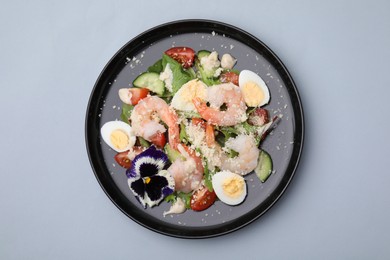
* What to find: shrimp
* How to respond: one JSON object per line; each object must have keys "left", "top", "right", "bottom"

{"left": 130, "top": 95, "right": 180, "bottom": 149}
{"left": 192, "top": 83, "right": 247, "bottom": 126}
{"left": 220, "top": 134, "right": 260, "bottom": 175}
{"left": 167, "top": 144, "right": 204, "bottom": 193}
{"left": 184, "top": 119, "right": 222, "bottom": 171}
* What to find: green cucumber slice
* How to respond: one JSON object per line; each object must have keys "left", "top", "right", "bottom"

{"left": 133, "top": 72, "right": 165, "bottom": 96}
{"left": 255, "top": 150, "right": 273, "bottom": 182}
{"left": 197, "top": 50, "right": 211, "bottom": 60}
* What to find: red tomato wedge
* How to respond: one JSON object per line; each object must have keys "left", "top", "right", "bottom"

{"left": 150, "top": 132, "right": 166, "bottom": 149}
{"left": 114, "top": 147, "right": 144, "bottom": 168}
{"left": 129, "top": 88, "right": 149, "bottom": 105}
{"left": 190, "top": 185, "right": 216, "bottom": 211}
{"left": 248, "top": 108, "right": 269, "bottom": 126}
{"left": 114, "top": 151, "right": 132, "bottom": 168}
{"left": 220, "top": 71, "right": 239, "bottom": 86}
{"left": 165, "top": 47, "right": 195, "bottom": 69}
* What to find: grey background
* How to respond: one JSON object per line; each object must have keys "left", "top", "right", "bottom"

{"left": 1, "top": 0, "right": 389, "bottom": 259}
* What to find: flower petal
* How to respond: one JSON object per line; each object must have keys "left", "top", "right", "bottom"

{"left": 139, "top": 160, "right": 160, "bottom": 177}
{"left": 162, "top": 186, "right": 174, "bottom": 197}
{"left": 143, "top": 170, "right": 175, "bottom": 207}
{"left": 126, "top": 166, "right": 139, "bottom": 179}
{"left": 128, "top": 146, "right": 168, "bottom": 178}
{"left": 125, "top": 146, "right": 173, "bottom": 208}
{"left": 141, "top": 145, "right": 169, "bottom": 162}
{"left": 128, "top": 178, "right": 146, "bottom": 208}
{"left": 158, "top": 169, "right": 175, "bottom": 196}
{"left": 144, "top": 175, "right": 168, "bottom": 201}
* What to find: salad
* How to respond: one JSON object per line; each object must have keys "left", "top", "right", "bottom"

{"left": 100, "top": 46, "right": 278, "bottom": 215}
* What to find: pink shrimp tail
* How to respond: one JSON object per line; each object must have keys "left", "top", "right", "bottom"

{"left": 192, "top": 97, "right": 206, "bottom": 113}
{"left": 166, "top": 111, "right": 180, "bottom": 150}
{"left": 192, "top": 97, "right": 216, "bottom": 124}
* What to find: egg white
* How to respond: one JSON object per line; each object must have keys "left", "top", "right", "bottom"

{"left": 171, "top": 79, "right": 207, "bottom": 112}
{"left": 212, "top": 171, "right": 247, "bottom": 205}
{"left": 100, "top": 121, "right": 136, "bottom": 152}
{"left": 239, "top": 70, "right": 270, "bottom": 107}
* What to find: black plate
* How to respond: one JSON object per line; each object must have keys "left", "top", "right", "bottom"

{"left": 85, "top": 19, "right": 304, "bottom": 238}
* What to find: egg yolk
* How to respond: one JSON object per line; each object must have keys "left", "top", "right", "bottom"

{"left": 222, "top": 176, "right": 245, "bottom": 198}
{"left": 184, "top": 80, "right": 207, "bottom": 102}
{"left": 110, "top": 130, "right": 129, "bottom": 150}
{"left": 242, "top": 81, "right": 264, "bottom": 107}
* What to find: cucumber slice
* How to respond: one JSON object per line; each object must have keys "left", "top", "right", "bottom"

{"left": 133, "top": 72, "right": 165, "bottom": 96}
{"left": 197, "top": 50, "right": 211, "bottom": 60}
{"left": 255, "top": 150, "right": 273, "bottom": 182}
{"left": 164, "top": 144, "right": 184, "bottom": 162}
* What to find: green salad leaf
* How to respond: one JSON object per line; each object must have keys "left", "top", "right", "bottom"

{"left": 120, "top": 103, "right": 134, "bottom": 123}
{"left": 164, "top": 193, "right": 176, "bottom": 204}
{"left": 187, "top": 67, "right": 197, "bottom": 79}
{"left": 178, "top": 111, "right": 201, "bottom": 119}
{"left": 138, "top": 137, "right": 150, "bottom": 148}
{"left": 203, "top": 160, "right": 214, "bottom": 192}
{"left": 177, "top": 192, "right": 192, "bottom": 209}
{"left": 179, "top": 122, "right": 189, "bottom": 144}
{"left": 240, "top": 121, "right": 265, "bottom": 146}
{"left": 215, "top": 126, "right": 239, "bottom": 147}
{"left": 164, "top": 191, "right": 192, "bottom": 209}
{"left": 147, "top": 59, "right": 163, "bottom": 73}
{"left": 161, "top": 54, "right": 194, "bottom": 94}
{"left": 194, "top": 57, "right": 221, "bottom": 86}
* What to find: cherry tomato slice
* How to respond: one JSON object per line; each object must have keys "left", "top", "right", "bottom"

{"left": 220, "top": 71, "right": 239, "bottom": 86}
{"left": 114, "top": 147, "right": 144, "bottom": 168}
{"left": 190, "top": 185, "right": 216, "bottom": 211}
{"left": 129, "top": 88, "right": 149, "bottom": 105}
{"left": 114, "top": 151, "right": 132, "bottom": 168}
{"left": 165, "top": 47, "right": 195, "bottom": 69}
{"left": 248, "top": 108, "right": 269, "bottom": 126}
{"left": 149, "top": 132, "right": 166, "bottom": 149}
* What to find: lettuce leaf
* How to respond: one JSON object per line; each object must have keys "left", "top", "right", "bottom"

{"left": 179, "top": 122, "right": 189, "bottom": 144}
{"left": 194, "top": 58, "right": 220, "bottom": 86}
{"left": 164, "top": 191, "right": 192, "bottom": 209}
{"left": 161, "top": 54, "right": 194, "bottom": 94}
{"left": 120, "top": 103, "right": 134, "bottom": 123}
{"left": 203, "top": 160, "right": 214, "bottom": 192}
{"left": 147, "top": 59, "right": 163, "bottom": 73}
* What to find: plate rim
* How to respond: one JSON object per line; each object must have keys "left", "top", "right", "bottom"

{"left": 85, "top": 19, "right": 305, "bottom": 239}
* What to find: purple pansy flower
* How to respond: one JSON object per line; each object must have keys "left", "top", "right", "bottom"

{"left": 126, "top": 146, "right": 174, "bottom": 208}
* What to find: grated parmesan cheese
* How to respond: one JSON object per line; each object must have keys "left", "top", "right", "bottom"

{"left": 200, "top": 51, "right": 220, "bottom": 73}
{"left": 159, "top": 64, "right": 174, "bottom": 92}
{"left": 185, "top": 121, "right": 222, "bottom": 170}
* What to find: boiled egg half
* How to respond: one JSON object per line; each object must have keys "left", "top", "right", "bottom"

{"left": 100, "top": 121, "right": 136, "bottom": 152}
{"left": 171, "top": 79, "right": 207, "bottom": 112}
{"left": 238, "top": 70, "right": 270, "bottom": 107}
{"left": 212, "top": 170, "right": 247, "bottom": 205}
